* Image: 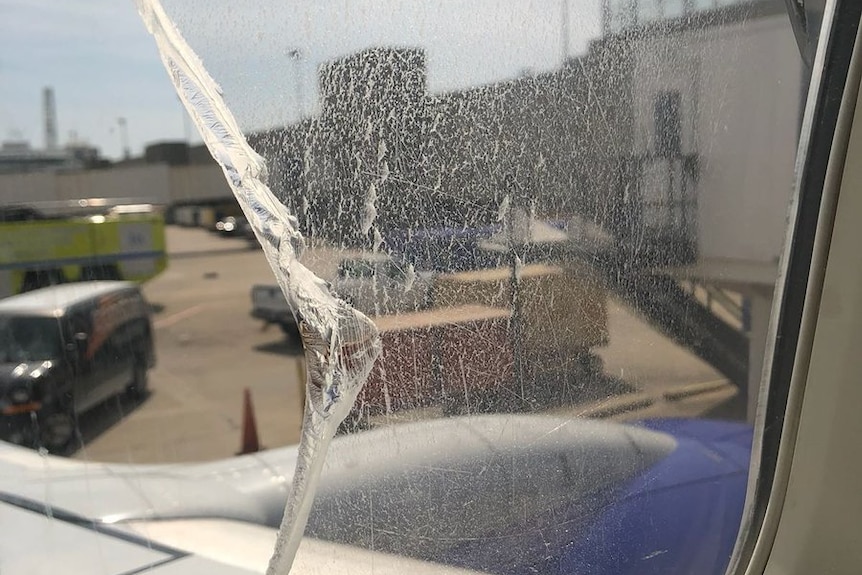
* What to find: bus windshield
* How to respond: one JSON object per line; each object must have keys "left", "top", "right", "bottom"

{"left": 0, "top": 316, "right": 62, "bottom": 363}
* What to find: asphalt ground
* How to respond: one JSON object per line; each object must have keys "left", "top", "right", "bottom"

{"left": 72, "top": 226, "right": 741, "bottom": 464}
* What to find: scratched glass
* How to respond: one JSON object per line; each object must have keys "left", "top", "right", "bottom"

{"left": 0, "top": 1, "right": 811, "bottom": 574}
{"left": 138, "top": 1, "right": 805, "bottom": 572}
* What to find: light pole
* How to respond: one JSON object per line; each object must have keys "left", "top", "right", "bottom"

{"left": 288, "top": 49, "right": 304, "bottom": 122}
{"left": 117, "top": 117, "right": 130, "bottom": 160}
{"left": 502, "top": 177, "right": 532, "bottom": 407}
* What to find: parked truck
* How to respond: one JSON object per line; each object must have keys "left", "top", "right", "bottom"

{"left": 250, "top": 283, "right": 299, "bottom": 338}
{"left": 250, "top": 253, "right": 433, "bottom": 338}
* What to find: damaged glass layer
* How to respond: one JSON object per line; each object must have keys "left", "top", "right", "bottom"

{"left": 131, "top": 0, "right": 801, "bottom": 573}
{"left": 136, "top": 2, "right": 381, "bottom": 573}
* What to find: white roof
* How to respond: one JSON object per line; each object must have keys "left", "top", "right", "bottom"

{"left": 0, "top": 281, "right": 136, "bottom": 316}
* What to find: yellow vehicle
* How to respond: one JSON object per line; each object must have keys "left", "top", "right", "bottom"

{"left": 0, "top": 204, "right": 167, "bottom": 298}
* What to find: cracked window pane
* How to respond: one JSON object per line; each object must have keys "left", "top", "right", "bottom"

{"left": 0, "top": 0, "right": 815, "bottom": 574}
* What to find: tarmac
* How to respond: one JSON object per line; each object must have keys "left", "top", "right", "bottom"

{"left": 71, "top": 226, "right": 742, "bottom": 464}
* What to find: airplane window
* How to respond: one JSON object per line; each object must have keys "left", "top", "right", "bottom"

{"left": 0, "top": 0, "right": 837, "bottom": 574}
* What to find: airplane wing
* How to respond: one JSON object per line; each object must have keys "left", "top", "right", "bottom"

{"left": 0, "top": 481, "right": 484, "bottom": 575}
{"left": 0, "top": 491, "right": 248, "bottom": 574}
{"left": 0, "top": 414, "right": 746, "bottom": 574}
{"left": 0, "top": 434, "right": 486, "bottom": 575}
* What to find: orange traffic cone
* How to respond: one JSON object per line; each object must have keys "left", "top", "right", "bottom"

{"left": 237, "top": 387, "right": 261, "bottom": 455}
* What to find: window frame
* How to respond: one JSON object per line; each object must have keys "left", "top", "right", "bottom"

{"left": 727, "top": 2, "right": 862, "bottom": 572}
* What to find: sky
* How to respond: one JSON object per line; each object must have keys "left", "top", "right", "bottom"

{"left": 1, "top": 0, "right": 601, "bottom": 160}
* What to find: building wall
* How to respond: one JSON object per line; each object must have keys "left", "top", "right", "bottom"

{"left": 168, "top": 164, "right": 233, "bottom": 204}
{"left": 0, "top": 163, "right": 233, "bottom": 208}
{"left": 0, "top": 171, "right": 57, "bottom": 204}
{"left": 695, "top": 15, "right": 801, "bottom": 265}
{"left": 258, "top": 44, "right": 629, "bottom": 248}
{"left": 626, "top": 6, "right": 800, "bottom": 418}
{"left": 55, "top": 165, "right": 172, "bottom": 204}
{"left": 630, "top": 11, "right": 801, "bottom": 270}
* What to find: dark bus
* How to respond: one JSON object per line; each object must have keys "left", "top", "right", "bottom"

{"left": 0, "top": 281, "right": 155, "bottom": 452}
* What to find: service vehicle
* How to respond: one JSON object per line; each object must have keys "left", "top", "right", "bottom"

{"left": 250, "top": 283, "right": 299, "bottom": 338}
{"left": 0, "top": 281, "right": 155, "bottom": 451}
{"left": 331, "top": 253, "right": 434, "bottom": 316}
{"left": 251, "top": 254, "right": 433, "bottom": 338}
{"left": 0, "top": 204, "right": 167, "bottom": 298}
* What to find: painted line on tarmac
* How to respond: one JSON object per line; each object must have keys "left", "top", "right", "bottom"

{"left": 169, "top": 245, "right": 255, "bottom": 259}
{"left": 577, "top": 394, "right": 656, "bottom": 419}
{"left": 575, "top": 378, "right": 732, "bottom": 419}
{"left": 153, "top": 303, "right": 208, "bottom": 330}
{"left": 662, "top": 378, "right": 730, "bottom": 401}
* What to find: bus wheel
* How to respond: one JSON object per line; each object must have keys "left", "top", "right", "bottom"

{"left": 279, "top": 321, "right": 301, "bottom": 340}
{"left": 127, "top": 357, "right": 149, "bottom": 399}
{"left": 21, "top": 269, "right": 66, "bottom": 292}
{"left": 37, "top": 406, "right": 77, "bottom": 454}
